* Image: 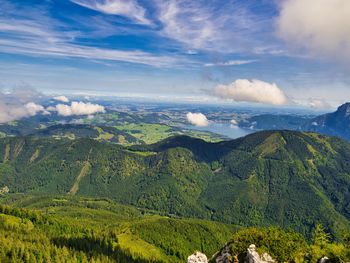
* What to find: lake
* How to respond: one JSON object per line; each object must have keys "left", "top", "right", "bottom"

{"left": 186, "top": 122, "right": 253, "bottom": 139}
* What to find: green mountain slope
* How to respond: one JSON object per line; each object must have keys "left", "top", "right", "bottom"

{"left": 0, "top": 130, "right": 349, "bottom": 238}
{"left": 0, "top": 195, "right": 236, "bottom": 262}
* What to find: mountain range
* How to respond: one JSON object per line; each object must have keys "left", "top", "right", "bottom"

{"left": 1, "top": 130, "right": 349, "bottom": 239}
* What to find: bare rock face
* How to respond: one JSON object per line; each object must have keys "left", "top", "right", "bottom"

{"left": 319, "top": 256, "right": 329, "bottom": 263}
{"left": 212, "top": 244, "right": 274, "bottom": 263}
{"left": 246, "top": 244, "right": 261, "bottom": 263}
{"left": 246, "top": 244, "right": 274, "bottom": 263}
{"left": 215, "top": 243, "right": 234, "bottom": 263}
{"left": 188, "top": 252, "right": 208, "bottom": 263}
{"left": 0, "top": 186, "right": 9, "bottom": 194}
{"left": 261, "top": 253, "right": 274, "bottom": 263}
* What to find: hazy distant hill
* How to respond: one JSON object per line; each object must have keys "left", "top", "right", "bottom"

{"left": 30, "top": 124, "right": 140, "bottom": 144}
{"left": 239, "top": 114, "right": 311, "bottom": 130}
{"left": 238, "top": 103, "right": 350, "bottom": 143}
{"left": 0, "top": 130, "right": 349, "bottom": 238}
{"left": 304, "top": 102, "right": 350, "bottom": 141}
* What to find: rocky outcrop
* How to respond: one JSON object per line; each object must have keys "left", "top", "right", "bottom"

{"left": 319, "top": 256, "right": 329, "bottom": 263}
{"left": 0, "top": 186, "right": 9, "bottom": 194}
{"left": 212, "top": 244, "right": 274, "bottom": 263}
{"left": 188, "top": 251, "right": 208, "bottom": 263}
{"left": 246, "top": 244, "right": 274, "bottom": 263}
{"left": 215, "top": 242, "right": 235, "bottom": 263}
{"left": 260, "top": 253, "right": 274, "bottom": 263}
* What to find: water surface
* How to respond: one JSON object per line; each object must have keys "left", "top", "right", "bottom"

{"left": 187, "top": 122, "right": 252, "bottom": 139}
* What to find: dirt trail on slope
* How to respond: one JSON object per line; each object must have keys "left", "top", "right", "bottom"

{"left": 68, "top": 161, "right": 91, "bottom": 195}
{"left": 3, "top": 144, "right": 10, "bottom": 163}
{"left": 29, "top": 148, "right": 41, "bottom": 163}
{"left": 68, "top": 148, "right": 93, "bottom": 196}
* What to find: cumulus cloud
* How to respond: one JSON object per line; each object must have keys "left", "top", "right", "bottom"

{"left": 53, "top": 95, "right": 69, "bottom": 103}
{"left": 0, "top": 89, "right": 48, "bottom": 123}
{"left": 308, "top": 98, "right": 332, "bottom": 110}
{"left": 50, "top": 101, "right": 105, "bottom": 116}
{"left": 25, "top": 102, "right": 50, "bottom": 116}
{"left": 230, "top": 119, "right": 238, "bottom": 128}
{"left": 186, "top": 112, "right": 209, "bottom": 127}
{"left": 212, "top": 79, "right": 289, "bottom": 105}
{"left": 277, "top": 0, "right": 350, "bottom": 59}
{"left": 230, "top": 119, "right": 238, "bottom": 125}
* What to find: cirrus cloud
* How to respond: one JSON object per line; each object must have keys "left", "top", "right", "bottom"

{"left": 71, "top": 0, "right": 151, "bottom": 25}
{"left": 186, "top": 112, "right": 209, "bottom": 127}
{"left": 213, "top": 79, "right": 289, "bottom": 105}
{"left": 204, "top": 60, "right": 257, "bottom": 67}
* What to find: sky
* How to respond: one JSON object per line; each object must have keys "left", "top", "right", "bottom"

{"left": 1, "top": 0, "right": 350, "bottom": 109}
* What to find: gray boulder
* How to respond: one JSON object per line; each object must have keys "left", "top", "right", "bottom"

{"left": 246, "top": 244, "right": 274, "bottom": 263}
{"left": 188, "top": 252, "right": 208, "bottom": 263}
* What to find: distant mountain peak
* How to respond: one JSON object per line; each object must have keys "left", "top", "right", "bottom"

{"left": 337, "top": 102, "right": 350, "bottom": 117}
{"left": 303, "top": 102, "right": 350, "bottom": 141}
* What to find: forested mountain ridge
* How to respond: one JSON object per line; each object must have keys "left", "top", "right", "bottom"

{"left": 0, "top": 130, "right": 349, "bottom": 239}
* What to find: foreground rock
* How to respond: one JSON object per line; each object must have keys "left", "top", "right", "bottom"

{"left": 188, "top": 252, "right": 208, "bottom": 263}
{"left": 213, "top": 244, "right": 274, "bottom": 263}
{"left": 214, "top": 242, "right": 235, "bottom": 263}
{"left": 0, "top": 186, "right": 9, "bottom": 195}
{"left": 246, "top": 244, "right": 274, "bottom": 263}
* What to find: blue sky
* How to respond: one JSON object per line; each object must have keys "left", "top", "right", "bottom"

{"left": 1, "top": 0, "right": 350, "bottom": 108}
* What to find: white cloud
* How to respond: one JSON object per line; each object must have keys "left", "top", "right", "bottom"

{"left": 230, "top": 119, "right": 238, "bottom": 125}
{"left": 0, "top": 17, "right": 184, "bottom": 68}
{"left": 71, "top": 0, "right": 151, "bottom": 25}
{"left": 25, "top": 102, "right": 50, "bottom": 116}
{"left": 53, "top": 95, "right": 69, "bottom": 103}
{"left": 156, "top": 0, "right": 270, "bottom": 52}
{"left": 204, "top": 60, "right": 257, "bottom": 67}
{"left": 213, "top": 79, "right": 289, "bottom": 105}
{"left": 308, "top": 98, "right": 332, "bottom": 110}
{"left": 46, "top": 106, "right": 56, "bottom": 111}
{"left": 186, "top": 50, "right": 198, "bottom": 55}
{"left": 230, "top": 119, "right": 239, "bottom": 128}
{"left": 186, "top": 112, "right": 209, "bottom": 127}
{"left": 277, "top": 0, "right": 350, "bottom": 59}
{"left": 0, "top": 37, "right": 182, "bottom": 68}
{"left": 157, "top": 1, "right": 215, "bottom": 50}
{"left": 0, "top": 89, "right": 48, "bottom": 123}
{"left": 51, "top": 101, "right": 105, "bottom": 116}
